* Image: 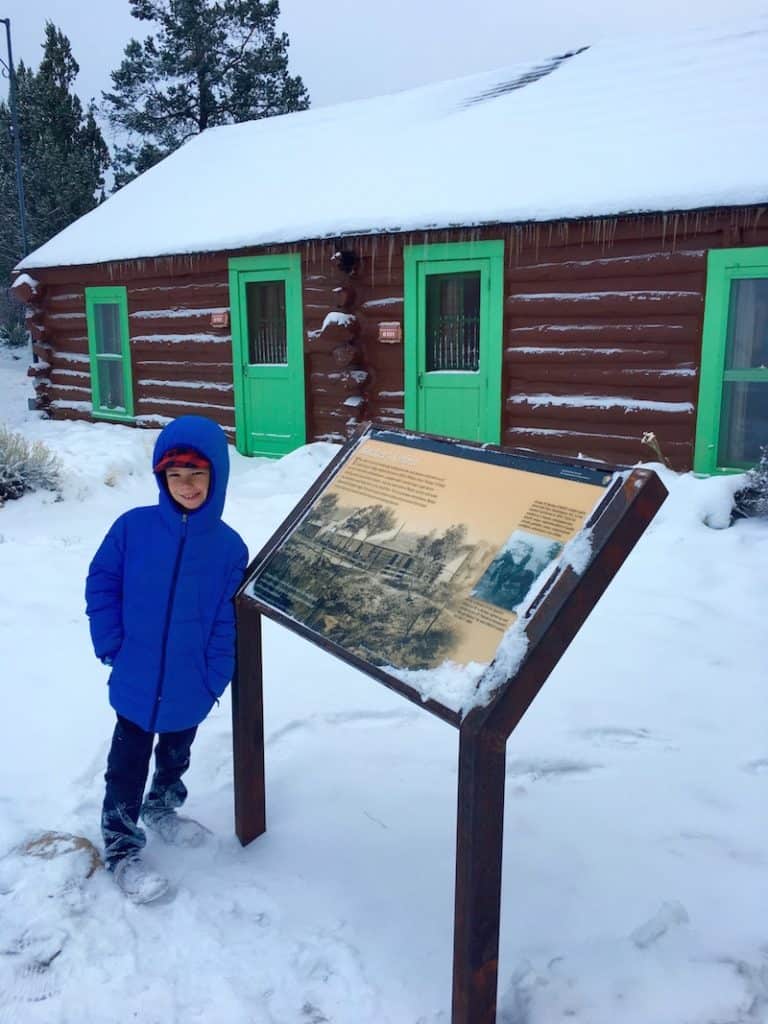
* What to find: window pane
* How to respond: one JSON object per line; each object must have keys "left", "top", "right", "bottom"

{"left": 718, "top": 381, "right": 768, "bottom": 467}
{"left": 426, "top": 272, "right": 481, "bottom": 371}
{"left": 94, "top": 303, "right": 122, "bottom": 355}
{"left": 246, "top": 280, "right": 287, "bottom": 364}
{"left": 97, "top": 358, "right": 125, "bottom": 410}
{"left": 725, "top": 278, "right": 768, "bottom": 369}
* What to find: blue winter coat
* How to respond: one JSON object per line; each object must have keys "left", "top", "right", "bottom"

{"left": 85, "top": 416, "right": 249, "bottom": 732}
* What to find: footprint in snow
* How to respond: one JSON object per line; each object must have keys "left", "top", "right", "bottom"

{"left": 268, "top": 709, "right": 415, "bottom": 746}
{"left": 506, "top": 758, "right": 600, "bottom": 782}
{"left": 325, "top": 709, "right": 417, "bottom": 729}
{"left": 743, "top": 757, "right": 768, "bottom": 776}
{"left": 578, "top": 726, "right": 665, "bottom": 749}
{"left": 668, "top": 830, "right": 765, "bottom": 866}
{"left": 301, "top": 1003, "right": 330, "bottom": 1023}
{"left": 0, "top": 925, "right": 69, "bottom": 1008}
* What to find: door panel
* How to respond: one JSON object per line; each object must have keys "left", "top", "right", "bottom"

{"left": 229, "top": 255, "right": 306, "bottom": 457}
{"left": 404, "top": 242, "right": 503, "bottom": 444}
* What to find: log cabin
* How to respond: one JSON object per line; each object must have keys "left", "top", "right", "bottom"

{"left": 12, "top": 21, "right": 768, "bottom": 473}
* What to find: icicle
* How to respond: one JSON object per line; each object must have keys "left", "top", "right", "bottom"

{"left": 608, "top": 217, "right": 618, "bottom": 250}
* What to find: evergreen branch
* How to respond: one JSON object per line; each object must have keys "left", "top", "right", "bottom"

{"left": 216, "top": 23, "right": 260, "bottom": 75}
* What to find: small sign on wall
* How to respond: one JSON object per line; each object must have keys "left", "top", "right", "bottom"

{"left": 378, "top": 321, "right": 402, "bottom": 344}
{"left": 211, "top": 311, "right": 229, "bottom": 328}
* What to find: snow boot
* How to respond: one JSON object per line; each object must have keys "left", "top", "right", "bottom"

{"left": 141, "top": 808, "right": 211, "bottom": 847}
{"left": 112, "top": 855, "right": 169, "bottom": 904}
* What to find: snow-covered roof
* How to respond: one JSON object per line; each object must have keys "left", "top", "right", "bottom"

{"left": 17, "top": 19, "right": 768, "bottom": 271}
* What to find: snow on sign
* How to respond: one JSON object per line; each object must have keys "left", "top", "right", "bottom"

{"left": 232, "top": 424, "right": 667, "bottom": 1024}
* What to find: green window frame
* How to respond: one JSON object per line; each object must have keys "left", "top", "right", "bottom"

{"left": 85, "top": 286, "right": 135, "bottom": 421}
{"left": 694, "top": 247, "right": 768, "bottom": 474}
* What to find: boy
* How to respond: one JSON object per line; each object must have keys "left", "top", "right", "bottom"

{"left": 86, "top": 415, "right": 248, "bottom": 903}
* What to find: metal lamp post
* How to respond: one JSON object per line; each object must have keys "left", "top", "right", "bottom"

{"left": 0, "top": 17, "right": 28, "bottom": 256}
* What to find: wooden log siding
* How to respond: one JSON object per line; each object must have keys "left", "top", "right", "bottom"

{"left": 500, "top": 237, "right": 711, "bottom": 467}
{"left": 17, "top": 205, "right": 768, "bottom": 468}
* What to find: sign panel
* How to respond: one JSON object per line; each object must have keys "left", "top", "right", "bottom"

{"left": 245, "top": 430, "right": 613, "bottom": 675}
{"left": 378, "top": 321, "right": 402, "bottom": 343}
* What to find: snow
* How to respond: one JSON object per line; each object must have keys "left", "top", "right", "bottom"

{"left": 507, "top": 290, "right": 699, "bottom": 302}
{"left": 139, "top": 380, "right": 233, "bottom": 391}
{"left": 130, "top": 333, "right": 227, "bottom": 343}
{"left": 11, "top": 273, "right": 40, "bottom": 292}
{"left": 509, "top": 392, "right": 695, "bottom": 413}
{"left": 321, "top": 312, "right": 356, "bottom": 329}
{"left": 472, "top": 623, "right": 530, "bottom": 707}
{"left": 561, "top": 527, "right": 594, "bottom": 575}
{"left": 387, "top": 660, "right": 489, "bottom": 710}
{"left": 16, "top": 19, "right": 768, "bottom": 271}
{"left": 2, "top": 345, "right": 768, "bottom": 1021}
{"left": 131, "top": 307, "right": 228, "bottom": 320}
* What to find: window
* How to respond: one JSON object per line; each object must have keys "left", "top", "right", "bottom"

{"left": 245, "top": 280, "right": 287, "bottom": 364}
{"left": 85, "top": 286, "right": 134, "bottom": 420}
{"left": 425, "top": 271, "right": 481, "bottom": 371}
{"left": 695, "top": 247, "right": 768, "bottom": 473}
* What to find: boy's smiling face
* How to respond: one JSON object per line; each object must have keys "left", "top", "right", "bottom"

{"left": 165, "top": 467, "right": 211, "bottom": 511}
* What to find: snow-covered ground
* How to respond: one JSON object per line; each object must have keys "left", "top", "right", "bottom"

{"left": 1, "top": 345, "right": 766, "bottom": 1023}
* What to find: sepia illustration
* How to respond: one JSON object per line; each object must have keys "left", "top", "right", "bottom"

{"left": 252, "top": 491, "right": 497, "bottom": 669}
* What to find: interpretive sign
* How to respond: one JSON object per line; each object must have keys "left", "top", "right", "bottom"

{"left": 233, "top": 424, "right": 668, "bottom": 1024}
{"left": 243, "top": 429, "right": 617, "bottom": 718}
{"left": 247, "top": 433, "right": 611, "bottom": 681}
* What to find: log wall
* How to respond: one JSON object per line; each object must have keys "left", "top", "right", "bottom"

{"left": 15, "top": 204, "right": 768, "bottom": 469}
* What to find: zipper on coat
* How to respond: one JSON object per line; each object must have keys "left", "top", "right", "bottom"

{"left": 149, "top": 513, "right": 188, "bottom": 732}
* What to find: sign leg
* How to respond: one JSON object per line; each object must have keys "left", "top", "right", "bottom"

{"left": 232, "top": 603, "right": 266, "bottom": 845}
{"left": 452, "top": 724, "right": 507, "bottom": 1024}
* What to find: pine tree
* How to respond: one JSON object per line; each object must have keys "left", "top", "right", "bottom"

{"left": 0, "top": 23, "right": 110, "bottom": 295}
{"left": 104, "top": 0, "right": 310, "bottom": 188}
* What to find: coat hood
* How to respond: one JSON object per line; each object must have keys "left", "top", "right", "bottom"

{"left": 152, "top": 416, "right": 230, "bottom": 531}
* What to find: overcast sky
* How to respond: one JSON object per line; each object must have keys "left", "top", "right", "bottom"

{"left": 1, "top": 0, "right": 766, "bottom": 129}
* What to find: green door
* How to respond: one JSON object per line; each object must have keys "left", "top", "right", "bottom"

{"left": 229, "top": 254, "right": 306, "bottom": 457}
{"left": 404, "top": 241, "right": 503, "bottom": 443}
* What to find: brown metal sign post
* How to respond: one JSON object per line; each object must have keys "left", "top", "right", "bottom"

{"left": 232, "top": 425, "right": 667, "bottom": 1023}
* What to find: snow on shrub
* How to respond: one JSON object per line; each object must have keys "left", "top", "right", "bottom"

{"left": 0, "top": 321, "right": 31, "bottom": 349}
{"left": 0, "top": 425, "right": 62, "bottom": 503}
{"left": 732, "top": 446, "right": 768, "bottom": 520}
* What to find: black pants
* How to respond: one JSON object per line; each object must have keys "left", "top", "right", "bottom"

{"left": 101, "top": 714, "right": 197, "bottom": 869}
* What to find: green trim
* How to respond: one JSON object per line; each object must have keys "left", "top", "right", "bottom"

{"left": 694, "top": 246, "right": 768, "bottom": 474}
{"left": 91, "top": 410, "right": 136, "bottom": 424}
{"left": 404, "top": 240, "right": 504, "bottom": 443}
{"left": 84, "top": 286, "right": 135, "bottom": 420}
{"left": 228, "top": 253, "right": 306, "bottom": 457}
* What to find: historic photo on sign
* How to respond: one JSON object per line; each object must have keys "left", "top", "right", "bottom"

{"left": 247, "top": 437, "right": 611, "bottom": 672}
{"left": 471, "top": 530, "right": 563, "bottom": 612}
